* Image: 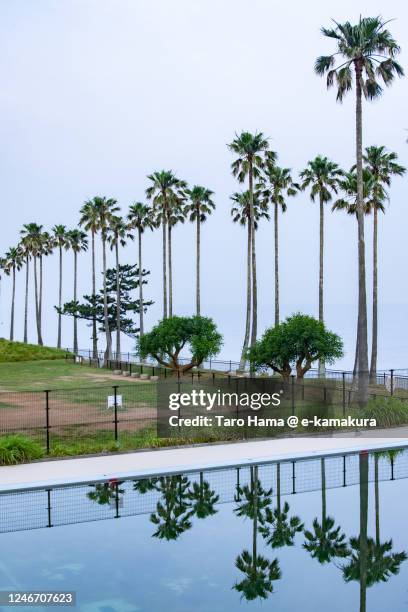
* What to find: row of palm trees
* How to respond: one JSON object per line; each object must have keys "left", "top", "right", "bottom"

{"left": 228, "top": 15, "right": 405, "bottom": 402}
{"left": 0, "top": 17, "right": 404, "bottom": 389}
{"left": 1, "top": 184, "right": 216, "bottom": 360}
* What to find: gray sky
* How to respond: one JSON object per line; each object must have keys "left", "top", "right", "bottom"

{"left": 1, "top": 0, "right": 407, "bottom": 368}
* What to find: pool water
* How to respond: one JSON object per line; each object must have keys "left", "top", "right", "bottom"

{"left": 1, "top": 451, "right": 408, "bottom": 611}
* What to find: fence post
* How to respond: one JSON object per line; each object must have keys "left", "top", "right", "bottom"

{"left": 113, "top": 385, "right": 118, "bottom": 442}
{"left": 342, "top": 372, "right": 346, "bottom": 414}
{"left": 390, "top": 369, "right": 394, "bottom": 396}
{"left": 130, "top": 363, "right": 132, "bottom": 376}
{"left": 47, "top": 489, "right": 53, "bottom": 528}
{"left": 212, "top": 372, "right": 215, "bottom": 385}
{"left": 292, "top": 461, "right": 296, "bottom": 494}
{"left": 45, "top": 390, "right": 50, "bottom": 454}
{"left": 343, "top": 455, "right": 347, "bottom": 487}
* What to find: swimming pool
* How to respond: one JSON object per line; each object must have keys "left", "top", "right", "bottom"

{"left": 1, "top": 448, "right": 408, "bottom": 611}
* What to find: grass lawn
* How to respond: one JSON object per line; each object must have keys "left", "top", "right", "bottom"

{"left": 0, "top": 359, "right": 150, "bottom": 392}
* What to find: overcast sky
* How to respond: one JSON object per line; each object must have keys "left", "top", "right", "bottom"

{"left": 1, "top": 0, "right": 407, "bottom": 369}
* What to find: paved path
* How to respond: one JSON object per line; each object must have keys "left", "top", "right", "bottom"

{"left": 1, "top": 431, "right": 407, "bottom": 492}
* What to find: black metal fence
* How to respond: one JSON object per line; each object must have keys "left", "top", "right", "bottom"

{"left": 1, "top": 447, "right": 407, "bottom": 533}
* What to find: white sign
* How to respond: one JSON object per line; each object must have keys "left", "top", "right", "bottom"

{"left": 107, "top": 395, "right": 123, "bottom": 409}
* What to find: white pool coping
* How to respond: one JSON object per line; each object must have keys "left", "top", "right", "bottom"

{"left": 1, "top": 432, "right": 407, "bottom": 494}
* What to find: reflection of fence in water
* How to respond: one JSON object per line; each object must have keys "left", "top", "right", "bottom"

{"left": 1, "top": 447, "right": 407, "bottom": 534}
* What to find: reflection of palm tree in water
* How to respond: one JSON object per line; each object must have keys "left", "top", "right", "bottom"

{"left": 188, "top": 472, "right": 219, "bottom": 519}
{"left": 260, "top": 462, "right": 304, "bottom": 548}
{"left": 149, "top": 476, "right": 193, "bottom": 541}
{"left": 87, "top": 481, "right": 124, "bottom": 506}
{"left": 342, "top": 452, "right": 407, "bottom": 610}
{"left": 303, "top": 457, "right": 349, "bottom": 563}
{"left": 233, "top": 466, "right": 281, "bottom": 601}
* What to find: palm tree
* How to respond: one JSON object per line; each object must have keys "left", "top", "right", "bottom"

{"left": 51, "top": 226, "right": 69, "bottom": 349}
{"left": 231, "top": 191, "right": 269, "bottom": 370}
{"left": 2, "top": 247, "right": 23, "bottom": 341}
{"left": 300, "top": 156, "right": 343, "bottom": 376}
{"left": 167, "top": 202, "right": 186, "bottom": 316}
{"left": 332, "top": 169, "right": 379, "bottom": 377}
{"left": 20, "top": 223, "right": 43, "bottom": 345}
{"left": 127, "top": 202, "right": 156, "bottom": 339}
{"left": 259, "top": 163, "right": 298, "bottom": 326}
{"left": 185, "top": 186, "right": 215, "bottom": 315}
{"left": 38, "top": 231, "right": 53, "bottom": 342}
{"left": 303, "top": 458, "right": 349, "bottom": 563}
{"left": 149, "top": 475, "right": 193, "bottom": 541}
{"left": 107, "top": 216, "right": 133, "bottom": 358}
{"left": 316, "top": 16, "right": 403, "bottom": 404}
{"left": 146, "top": 171, "right": 187, "bottom": 319}
{"left": 89, "top": 197, "right": 120, "bottom": 361}
{"left": 233, "top": 467, "right": 280, "bottom": 601}
{"left": 67, "top": 229, "right": 88, "bottom": 353}
{"left": 228, "top": 132, "right": 271, "bottom": 354}
{"left": 79, "top": 200, "right": 102, "bottom": 358}
{"left": 360, "top": 146, "right": 406, "bottom": 382}
{"left": 19, "top": 239, "right": 31, "bottom": 343}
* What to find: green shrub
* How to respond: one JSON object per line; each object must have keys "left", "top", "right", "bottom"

{"left": 0, "top": 434, "right": 44, "bottom": 465}
{"left": 362, "top": 397, "right": 408, "bottom": 428}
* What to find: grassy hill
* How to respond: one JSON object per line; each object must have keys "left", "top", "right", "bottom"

{"left": 0, "top": 339, "right": 70, "bottom": 363}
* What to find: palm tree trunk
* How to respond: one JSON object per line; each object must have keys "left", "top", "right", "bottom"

{"left": 370, "top": 208, "right": 378, "bottom": 384}
{"left": 24, "top": 255, "right": 29, "bottom": 343}
{"left": 276, "top": 462, "right": 281, "bottom": 514}
{"left": 115, "top": 239, "right": 121, "bottom": 358}
{"left": 168, "top": 224, "right": 173, "bottom": 317}
{"left": 162, "top": 217, "right": 168, "bottom": 319}
{"left": 239, "top": 221, "right": 252, "bottom": 371}
{"left": 196, "top": 211, "right": 200, "bottom": 316}
{"left": 274, "top": 201, "right": 279, "bottom": 326}
{"left": 10, "top": 266, "right": 16, "bottom": 341}
{"left": 355, "top": 61, "right": 369, "bottom": 406}
{"left": 73, "top": 251, "right": 78, "bottom": 353}
{"left": 252, "top": 466, "right": 258, "bottom": 568}
{"left": 39, "top": 255, "right": 43, "bottom": 345}
{"left": 138, "top": 228, "right": 144, "bottom": 338}
{"left": 318, "top": 195, "right": 325, "bottom": 377}
{"left": 57, "top": 245, "right": 62, "bottom": 348}
{"left": 249, "top": 162, "right": 257, "bottom": 353}
{"left": 33, "top": 256, "right": 41, "bottom": 345}
{"left": 102, "top": 235, "right": 112, "bottom": 361}
{"left": 91, "top": 230, "right": 98, "bottom": 359}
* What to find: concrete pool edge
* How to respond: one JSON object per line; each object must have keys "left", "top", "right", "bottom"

{"left": 1, "top": 434, "right": 408, "bottom": 494}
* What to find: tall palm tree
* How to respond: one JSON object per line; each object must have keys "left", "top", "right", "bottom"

{"left": 300, "top": 156, "right": 343, "bottom": 376}
{"left": 332, "top": 169, "right": 379, "bottom": 376}
{"left": 19, "top": 239, "right": 31, "bottom": 343}
{"left": 107, "top": 216, "right": 133, "bottom": 358}
{"left": 79, "top": 200, "right": 102, "bottom": 358}
{"left": 361, "top": 146, "right": 406, "bottom": 382}
{"left": 67, "top": 229, "right": 88, "bottom": 353}
{"left": 231, "top": 191, "right": 269, "bottom": 370}
{"left": 228, "top": 132, "right": 271, "bottom": 353}
{"left": 167, "top": 202, "right": 186, "bottom": 316}
{"left": 2, "top": 247, "right": 23, "bottom": 341}
{"left": 185, "top": 186, "right": 215, "bottom": 315}
{"left": 127, "top": 202, "right": 156, "bottom": 338}
{"left": 38, "top": 231, "right": 53, "bottom": 342}
{"left": 89, "top": 197, "right": 120, "bottom": 361}
{"left": 146, "top": 171, "right": 187, "bottom": 319}
{"left": 316, "top": 16, "right": 403, "bottom": 404}
{"left": 52, "top": 225, "right": 69, "bottom": 349}
{"left": 20, "top": 223, "right": 43, "bottom": 345}
{"left": 260, "top": 163, "right": 298, "bottom": 327}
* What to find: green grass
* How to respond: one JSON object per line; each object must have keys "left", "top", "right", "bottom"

{"left": 0, "top": 359, "right": 152, "bottom": 392}
{"left": 0, "top": 434, "right": 44, "bottom": 465}
{"left": 0, "top": 339, "right": 71, "bottom": 363}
